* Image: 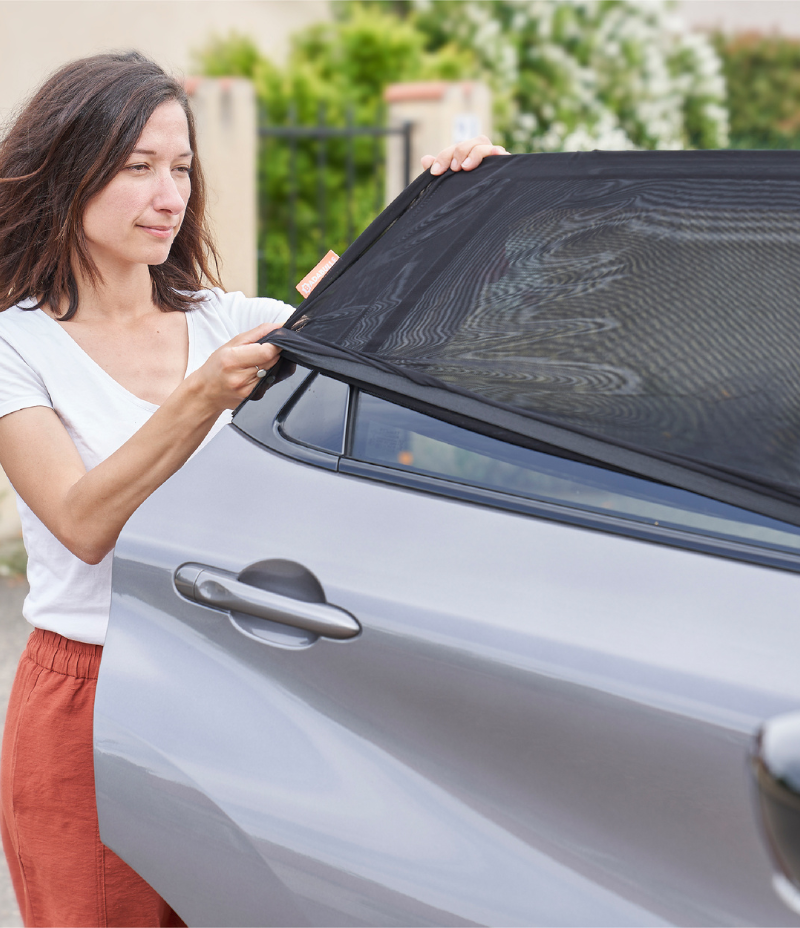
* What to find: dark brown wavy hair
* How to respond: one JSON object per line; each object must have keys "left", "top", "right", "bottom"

{"left": 0, "top": 51, "right": 220, "bottom": 319}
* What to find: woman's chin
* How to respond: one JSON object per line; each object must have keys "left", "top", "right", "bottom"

{"left": 138, "top": 241, "right": 176, "bottom": 267}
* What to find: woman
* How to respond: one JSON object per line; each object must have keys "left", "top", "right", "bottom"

{"left": 0, "top": 51, "right": 504, "bottom": 927}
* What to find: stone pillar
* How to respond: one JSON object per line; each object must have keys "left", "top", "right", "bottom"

{"left": 185, "top": 77, "right": 258, "bottom": 296}
{"left": 384, "top": 81, "right": 493, "bottom": 205}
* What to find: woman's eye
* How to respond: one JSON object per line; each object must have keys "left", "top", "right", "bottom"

{"left": 125, "top": 163, "right": 148, "bottom": 173}
{"left": 174, "top": 165, "right": 192, "bottom": 176}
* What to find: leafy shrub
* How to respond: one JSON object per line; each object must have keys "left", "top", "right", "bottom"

{"left": 196, "top": 7, "right": 462, "bottom": 302}
{"left": 410, "top": 0, "right": 728, "bottom": 152}
{"left": 195, "top": 1, "right": 728, "bottom": 301}
{"left": 715, "top": 32, "right": 800, "bottom": 149}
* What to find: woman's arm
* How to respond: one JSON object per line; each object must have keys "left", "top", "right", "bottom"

{"left": 0, "top": 321, "right": 281, "bottom": 565}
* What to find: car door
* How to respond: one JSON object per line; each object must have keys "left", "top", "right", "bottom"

{"left": 95, "top": 365, "right": 800, "bottom": 927}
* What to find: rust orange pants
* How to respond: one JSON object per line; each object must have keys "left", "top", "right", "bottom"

{"left": 1, "top": 628, "right": 184, "bottom": 927}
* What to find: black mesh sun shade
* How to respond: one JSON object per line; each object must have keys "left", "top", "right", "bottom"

{"left": 266, "top": 150, "right": 800, "bottom": 527}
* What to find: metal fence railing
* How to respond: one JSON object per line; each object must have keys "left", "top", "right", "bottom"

{"left": 258, "top": 105, "right": 413, "bottom": 304}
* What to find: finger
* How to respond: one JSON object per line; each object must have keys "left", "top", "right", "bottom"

{"left": 228, "top": 342, "right": 282, "bottom": 373}
{"left": 426, "top": 144, "right": 456, "bottom": 176}
{"left": 460, "top": 139, "right": 508, "bottom": 171}
{"left": 447, "top": 135, "right": 493, "bottom": 172}
{"left": 227, "top": 321, "right": 284, "bottom": 348}
{"left": 461, "top": 145, "right": 507, "bottom": 170}
{"left": 424, "top": 137, "right": 507, "bottom": 176}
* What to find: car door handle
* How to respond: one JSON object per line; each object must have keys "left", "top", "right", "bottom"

{"left": 175, "top": 565, "right": 361, "bottom": 640}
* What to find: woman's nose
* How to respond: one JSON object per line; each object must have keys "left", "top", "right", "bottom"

{"left": 153, "top": 171, "right": 188, "bottom": 213}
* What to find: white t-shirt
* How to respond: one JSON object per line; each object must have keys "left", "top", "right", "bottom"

{"left": 0, "top": 288, "right": 293, "bottom": 645}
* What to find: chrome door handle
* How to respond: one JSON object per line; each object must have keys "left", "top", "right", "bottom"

{"left": 175, "top": 565, "right": 361, "bottom": 640}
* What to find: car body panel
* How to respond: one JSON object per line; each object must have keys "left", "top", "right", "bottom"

{"left": 96, "top": 421, "right": 800, "bottom": 926}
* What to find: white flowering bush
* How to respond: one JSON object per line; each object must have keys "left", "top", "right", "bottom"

{"left": 412, "top": 0, "right": 729, "bottom": 151}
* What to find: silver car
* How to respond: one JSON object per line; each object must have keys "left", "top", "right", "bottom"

{"left": 95, "top": 151, "right": 800, "bottom": 926}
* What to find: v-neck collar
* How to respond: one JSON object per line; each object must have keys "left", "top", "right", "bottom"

{"left": 34, "top": 307, "right": 193, "bottom": 411}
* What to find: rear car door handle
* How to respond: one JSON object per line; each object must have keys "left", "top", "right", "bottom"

{"left": 175, "top": 565, "right": 361, "bottom": 640}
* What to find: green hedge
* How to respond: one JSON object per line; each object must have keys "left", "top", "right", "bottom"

{"left": 716, "top": 32, "right": 800, "bottom": 149}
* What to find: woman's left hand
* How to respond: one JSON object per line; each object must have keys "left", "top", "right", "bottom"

{"left": 421, "top": 135, "right": 508, "bottom": 176}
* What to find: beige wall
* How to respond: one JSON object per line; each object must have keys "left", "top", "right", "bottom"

{"left": 677, "top": 0, "right": 800, "bottom": 36}
{"left": 0, "top": 0, "right": 329, "bottom": 126}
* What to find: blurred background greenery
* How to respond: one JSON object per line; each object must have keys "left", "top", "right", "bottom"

{"left": 717, "top": 31, "right": 800, "bottom": 150}
{"left": 192, "top": 0, "right": 800, "bottom": 304}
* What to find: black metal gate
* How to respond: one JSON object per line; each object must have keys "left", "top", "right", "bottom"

{"left": 258, "top": 106, "right": 412, "bottom": 305}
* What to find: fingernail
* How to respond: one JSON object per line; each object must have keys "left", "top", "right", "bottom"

{"left": 430, "top": 161, "right": 443, "bottom": 175}
{"left": 462, "top": 156, "right": 473, "bottom": 169}
{"left": 450, "top": 158, "right": 459, "bottom": 171}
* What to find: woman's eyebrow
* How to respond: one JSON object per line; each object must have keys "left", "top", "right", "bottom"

{"left": 131, "top": 147, "right": 193, "bottom": 158}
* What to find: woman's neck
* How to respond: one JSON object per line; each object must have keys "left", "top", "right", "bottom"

{"left": 54, "top": 261, "right": 157, "bottom": 323}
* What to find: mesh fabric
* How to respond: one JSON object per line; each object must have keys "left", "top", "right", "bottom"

{"left": 266, "top": 151, "right": 800, "bottom": 526}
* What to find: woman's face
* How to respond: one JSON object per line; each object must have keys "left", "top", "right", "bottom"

{"left": 81, "top": 100, "right": 192, "bottom": 275}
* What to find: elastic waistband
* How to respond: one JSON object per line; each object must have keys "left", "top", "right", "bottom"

{"left": 25, "top": 627, "right": 103, "bottom": 679}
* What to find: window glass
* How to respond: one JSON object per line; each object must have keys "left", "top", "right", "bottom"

{"left": 351, "top": 391, "right": 800, "bottom": 554}
{"left": 280, "top": 374, "right": 349, "bottom": 455}
{"left": 233, "top": 364, "right": 314, "bottom": 448}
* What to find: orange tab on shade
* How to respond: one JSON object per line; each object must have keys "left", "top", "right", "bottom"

{"left": 296, "top": 250, "right": 340, "bottom": 298}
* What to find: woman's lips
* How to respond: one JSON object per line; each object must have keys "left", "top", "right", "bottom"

{"left": 138, "top": 225, "right": 174, "bottom": 239}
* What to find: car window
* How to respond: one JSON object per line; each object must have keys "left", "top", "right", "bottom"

{"left": 279, "top": 373, "right": 349, "bottom": 454}
{"left": 350, "top": 390, "right": 800, "bottom": 555}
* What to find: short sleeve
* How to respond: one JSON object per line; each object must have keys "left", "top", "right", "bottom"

{"left": 208, "top": 288, "right": 294, "bottom": 334}
{"left": 0, "top": 337, "right": 52, "bottom": 420}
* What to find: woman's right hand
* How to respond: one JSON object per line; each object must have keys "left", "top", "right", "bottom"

{"left": 187, "top": 322, "right": 283, "bottom": 412}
